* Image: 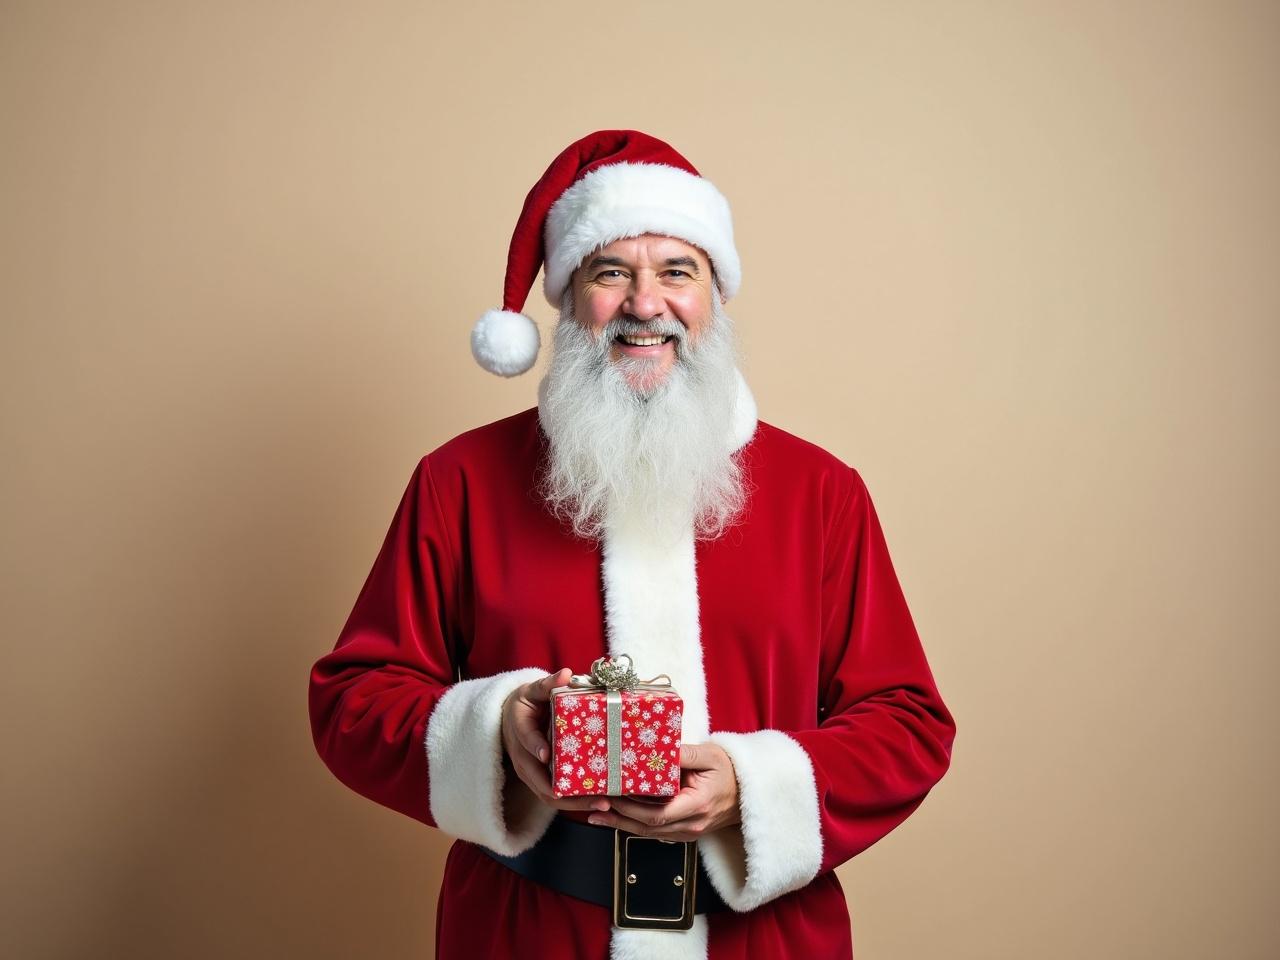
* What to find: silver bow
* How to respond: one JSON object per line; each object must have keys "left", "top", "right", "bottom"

{"left": 569, "top": 654, "right": 671, "bottom": 692}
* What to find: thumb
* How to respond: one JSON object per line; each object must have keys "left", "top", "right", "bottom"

{"left": 529, "top": 667, "right": 572, "bottom": 703}
{"left": 679, "top": 742, "right": 714, "bottom": 770}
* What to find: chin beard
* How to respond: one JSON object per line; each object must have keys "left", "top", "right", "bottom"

{"left": 536, "top": 292, "right": 746, "bottom": 542}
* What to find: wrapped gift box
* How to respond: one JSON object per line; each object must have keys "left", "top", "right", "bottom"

{"left": 548, "top": 656, "right": 683, "bottom": 798}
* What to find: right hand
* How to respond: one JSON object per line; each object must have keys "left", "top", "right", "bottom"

{"left": 501, "top": 668, "right": 610, "bottom": 813}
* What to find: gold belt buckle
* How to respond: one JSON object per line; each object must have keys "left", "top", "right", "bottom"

{"left": 612, "top": 829, "right": 697, "bottom": 931}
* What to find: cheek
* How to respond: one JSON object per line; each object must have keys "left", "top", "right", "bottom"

{"left": 671, "top": 293, "right": 713, "bottom": 337}
{"left": 579, "top": 289, "right": 622, "bottom": 334}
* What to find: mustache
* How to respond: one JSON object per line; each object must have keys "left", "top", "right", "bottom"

{"left": 598, "top": 317, "right": 687, "bottom": 343}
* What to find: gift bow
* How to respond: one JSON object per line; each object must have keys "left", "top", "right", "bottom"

{"left": 569, "top": 654, "right": 672, "bottom": 693}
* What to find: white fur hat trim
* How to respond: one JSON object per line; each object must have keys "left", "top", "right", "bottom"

{"left": 542, "top": 162, "right": 740, "bottom": 308}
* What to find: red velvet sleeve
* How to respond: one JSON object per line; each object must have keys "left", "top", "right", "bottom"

{"left": 307, "top": 456, "right": 457, "bottom": 827}
{"left": 791, "top": 467, "right": 957, "bottom": 873}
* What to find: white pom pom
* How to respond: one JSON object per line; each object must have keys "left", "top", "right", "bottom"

{"left": 470, "top": 309, "right": 540, "bottom": 377}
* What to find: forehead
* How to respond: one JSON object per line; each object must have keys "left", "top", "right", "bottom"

{"left": 583, "top": 233, "right": 711, "bottom": 268}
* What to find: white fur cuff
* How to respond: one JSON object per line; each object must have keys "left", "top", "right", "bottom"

{"left": 698, "top": 730, "right": 824, "bottom": 911}
{"left": 425, "top": 667, "right": 556, "bottom": 856}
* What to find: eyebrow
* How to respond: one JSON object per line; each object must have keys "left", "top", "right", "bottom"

{"left": 583, "top": 255, "right": 703, "bottom": 275}
{"left": 585, "top": 256, "right": 628, "bottom": 270}
{"left": 662, "top": 256, "right": 701, "bottom": 275}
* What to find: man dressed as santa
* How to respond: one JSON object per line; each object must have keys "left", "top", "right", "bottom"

{"left": 309, "top": 130, "right": 956, "bottom": 960}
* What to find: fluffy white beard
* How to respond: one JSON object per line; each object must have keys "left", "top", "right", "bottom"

{"left": 536, "top": 292, "right": 745, "bottom": 543}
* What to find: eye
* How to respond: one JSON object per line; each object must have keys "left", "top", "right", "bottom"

{"left": 596, "top": 269, "right": 627, "bottom": 280}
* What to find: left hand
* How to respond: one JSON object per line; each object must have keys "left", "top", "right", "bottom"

{"left": 587, "top": 742, "right": 741, "bottom": 841}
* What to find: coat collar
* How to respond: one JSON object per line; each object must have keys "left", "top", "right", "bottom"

{"left": 729, "top": 367, "right": 758, "bottom": 452}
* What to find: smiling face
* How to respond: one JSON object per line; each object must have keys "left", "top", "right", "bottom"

{"left": 569, "top": 234, "right": 718, "bottom": 393}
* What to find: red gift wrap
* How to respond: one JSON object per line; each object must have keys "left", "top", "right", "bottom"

{"left": 548, "top": 657, "right": 683, "bottom": 798}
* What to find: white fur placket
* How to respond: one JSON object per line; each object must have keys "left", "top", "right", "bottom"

{"left": 601, "top": 371, "right": 756, "bottom": 960}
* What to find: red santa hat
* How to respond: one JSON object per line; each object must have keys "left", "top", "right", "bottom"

{"left": 470, "top": 130, "right": 741, "bottom": 377}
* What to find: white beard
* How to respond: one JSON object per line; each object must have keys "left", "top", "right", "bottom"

{"left": 536, "top": 293, "right": 746, "bottom": 544}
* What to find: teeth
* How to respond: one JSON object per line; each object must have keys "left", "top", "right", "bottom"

{"left": 620, "top": 335, "right": 666, "bottom": 346}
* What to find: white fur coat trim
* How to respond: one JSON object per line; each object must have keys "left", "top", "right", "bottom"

{"left": 424, "top": 667, "right": 557, "bottom": 857}
{"left": 610, "top": 918, "right": 709, "bottom": 960}
{"left": 601, "top": 509, "right": 705, "bottom": 960}
{"left": 598, "top": 374, "right": 760, "bottom": 959}
{"left": 698, "top": 730, "right": 824, "bottom": 911}
{"left": 542, "top": 161, "right": 741, "bottom": 308}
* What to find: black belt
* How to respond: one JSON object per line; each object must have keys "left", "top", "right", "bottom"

{"left": 478, "top": 815, "right": 729, "bottom": 929}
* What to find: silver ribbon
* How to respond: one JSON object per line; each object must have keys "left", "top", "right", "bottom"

{"left": 606, "top": 690, "right": 623, "bottom": 794}
{"left": 568, "top": 655, "right": 672, "bottom": 795}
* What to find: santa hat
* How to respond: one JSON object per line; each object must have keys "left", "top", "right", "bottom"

{"left": 470, "top": 130, "right": 741, "bottom": 377}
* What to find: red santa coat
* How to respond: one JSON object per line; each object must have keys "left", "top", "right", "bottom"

{"left": 309, "top": 377, "right": 955, "bottom": 960}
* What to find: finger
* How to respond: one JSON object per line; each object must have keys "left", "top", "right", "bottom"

{"left": 503, "top": 690, "right": 547, "bottom": 763}
{"left": 587, "top": 809, "right": 706, "bottom": 841}
{"left": 512, "top": 689, "right": 558, "bottom": 762}
{"left": 548, "top": 796, "right": 612, "bottom": 813}
{"left": 512, "top": 670, "right": 572, "bottom": 761}
{"left": 509, "top": 742, "right": 550, "bottom": 788}
{"left": 679, "top": 742, "right": 717, "bottom": 770}
{"left": 610, "top": 793, "right": 699, "bottom": 827}
{"left": 528, "top": 668, "right": 573, "bottom": 703}
{"left": 504, "top": 727, "right": 555, "bottom": 798}
{"left": 586, "top": 809, "right": 649, "bottom": 834}
{"left": 515, "top": 718, "right": 550, "bottom": 764}
{"left": 510, "top": 749, "right": 555, "bottom": 800}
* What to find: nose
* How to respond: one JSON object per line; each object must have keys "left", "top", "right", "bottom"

{"left": 622, "top": 270, "right": 663, "bottom": 322}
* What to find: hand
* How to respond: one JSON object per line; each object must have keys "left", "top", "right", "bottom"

{"left": 501, "top": 669, "right": 611, "bottom": 814}
{"left": 586, "top": 742, "right": 741, "bottom": 841}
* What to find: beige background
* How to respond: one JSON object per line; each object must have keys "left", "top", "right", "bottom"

{"left": 2, "top": 1, "right": 1276, "bottom": 957}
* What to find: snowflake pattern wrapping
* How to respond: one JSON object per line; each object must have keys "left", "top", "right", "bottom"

{"left": 548, "top": 687, "right": 683, "bottom": 798}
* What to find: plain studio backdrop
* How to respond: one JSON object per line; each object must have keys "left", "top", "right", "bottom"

{"left": 2, "top": 1, "right": 1276, "bottom": 957}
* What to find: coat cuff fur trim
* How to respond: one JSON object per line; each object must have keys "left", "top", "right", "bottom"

{"left": 698, "top": 730, "right": 824, "bottom": 911}
{"left": 425, "top": 667, "right": 555, "bottom": 857}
